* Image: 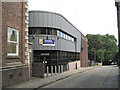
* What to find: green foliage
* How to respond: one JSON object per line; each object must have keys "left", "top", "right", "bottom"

{"left": 86, "top": 34, "right": 117, "bottom": 64}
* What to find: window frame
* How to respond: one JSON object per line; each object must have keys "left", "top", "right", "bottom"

{"left": 7, "top": 27, "right": 19, "bottom": 56}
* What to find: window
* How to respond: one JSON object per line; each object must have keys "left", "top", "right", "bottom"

{"left": 8, "top": 27, "right": 19, "bottom": 56}
{"left": 41, "top": 28, "right": 46, "bottom": 34}
{"left": 70, "top": 37, "right": 72, "bottom": 41}
{"left": 29, "top": 28, "right": 32, "bottom": 35}
{"left": 65, "top": 34, "right": 68, "bottom": 39}
{"left": 63, "top": 33, "right": 65, "bottom": 38}
{"left": 52, "top": 29, "right": 57, "bottom": 35}
{"left": 60, "top": 31, "right": 62, "bottom": 37}
{"left": 68, "top": 36, "right": 70, "bottom": 40}
{"left": 36, "top": 28, "right": 41, "bottom": 34}
{"left": 71, "top": 37, "right": 74, "bottom": 42}
{"left": 62, "top": 33, "right": 65, "bottom": 38}
{"left": 47, "top": 29, "right": 52, "bottom": 35}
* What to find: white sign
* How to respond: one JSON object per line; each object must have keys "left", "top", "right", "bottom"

{"left": 43, "top": 39, "right": 55, "bottom": 46}
{"left": 41, "top": 53, "right": 49, "bottom": 56}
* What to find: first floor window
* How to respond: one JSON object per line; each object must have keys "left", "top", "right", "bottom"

{"left": 7, "top": 27, "right": 19, "bottom": 56}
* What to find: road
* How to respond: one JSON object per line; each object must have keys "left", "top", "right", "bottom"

{"left": 43, "top": 65, "right": 119, "bottom": 88}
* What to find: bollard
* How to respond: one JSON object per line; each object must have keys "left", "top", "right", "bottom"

{"left": 58, "top": 65, "right": 60, "bottom": 74}
{"left": 68, "top": 64, "right": 69, "bottom": 71}
{"left": 67, "top": 64, "right": 68, "bottom": 71}
{"left": 61, "top": 65, "right": 63, "bottom": 73}
{"left": 55, "top": 66, "right": 57, "bottom": 75}
{"left": 51, "top": 66, "right": 53, "bottom": 76}
{"left": 61, "top": 65, "right": 62, "bottom": 73}
{"left": 47, "top": 66, "right": 49, "bottom": 77}
{"left": 62, "top": 65, "right": 64, "bottom": 72}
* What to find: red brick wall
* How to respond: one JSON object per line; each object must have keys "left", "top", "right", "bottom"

{"left": 2, "top": 2, "right": 26, "bottom": 66}
{"left": 80, "top": 34, "right": 88, "bottom": 67}
{"left": 1, "top": 2, "right": 29, "bottom": 88}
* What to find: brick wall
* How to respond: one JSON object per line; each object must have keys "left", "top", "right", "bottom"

{"left": 2, "top": 2, "right": 26, "bottom": 65}
{"left": 1, "top": 2, "right": 29, "bottom": 88}
{"left": 80, "top": 34, "right": 88, "bottom": 67}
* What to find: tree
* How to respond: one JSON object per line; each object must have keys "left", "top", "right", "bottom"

{"left": 96, "top": 49, "right": 105, "bottom": 63}
{"left": 86, "top": 34, "right": 117, "bottom": 65}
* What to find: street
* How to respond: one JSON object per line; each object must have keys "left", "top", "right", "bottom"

{"left": 43, "top": 65, "right": 119, "bottom": 88}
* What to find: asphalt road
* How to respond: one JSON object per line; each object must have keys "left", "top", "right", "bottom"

{"left": 43, "top": 65, "right": 119, "bottom": 88}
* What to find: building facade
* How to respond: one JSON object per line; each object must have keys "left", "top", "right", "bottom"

{"left": 0, "top": 1, "right": 32, "bottom": 88}
{"left": 29, "top": 11, "right": 87, "bottom": 76}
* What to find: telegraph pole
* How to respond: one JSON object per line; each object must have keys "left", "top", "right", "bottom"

{"left": 115, "top": 0, "right": 120, "bottom": 65}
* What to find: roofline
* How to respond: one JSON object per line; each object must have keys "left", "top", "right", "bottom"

{"left": 29, "top": 10, "right": 82, "bottom": 34}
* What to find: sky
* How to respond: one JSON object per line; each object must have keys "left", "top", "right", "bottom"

{"left": 28, "top": 0, "right": 118, "bottom": 41}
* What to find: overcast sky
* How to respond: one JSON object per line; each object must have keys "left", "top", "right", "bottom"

{"left": 28, "top": 0, "right": 118, "bottom": 41}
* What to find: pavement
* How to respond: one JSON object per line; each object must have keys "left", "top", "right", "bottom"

{"left": 6, "top": 66, "right": 101, "bottom": 89}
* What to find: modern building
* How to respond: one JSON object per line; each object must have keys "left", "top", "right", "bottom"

{"left": 29, "top": 11, "right": 87, "bottom": 77}
{"left": 0, "top": 1, "right": 32, "bottom": 88}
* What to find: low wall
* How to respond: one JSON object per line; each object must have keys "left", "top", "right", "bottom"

{"left": 77, "top": 61, "right": 81, "bottom": 69}
{"left": 32, "top": 63, "right": 45, "bottom": 78}
{"left": 68, "top": 61, "right": 81, "bottom": 71}
{"left": 2, "top": 65, "right": 29, "bottom": 88}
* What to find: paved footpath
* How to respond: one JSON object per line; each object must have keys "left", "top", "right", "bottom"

{"left": 7, "top": 66, "right": 101, "bottom": 89}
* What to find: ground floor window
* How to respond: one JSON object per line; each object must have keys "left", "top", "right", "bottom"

{"left": 33, "top": 50, "right": 80, "bottom": 66}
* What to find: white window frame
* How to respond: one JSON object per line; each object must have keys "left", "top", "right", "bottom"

{"left": 57, "top": 30, "right": 59, "bottom": 36}
{"left": 7, "top": 27, "right": 19, "bottom": 56}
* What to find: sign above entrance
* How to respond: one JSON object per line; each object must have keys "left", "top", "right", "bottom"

{"left": 39, "top": 39, "right": 55, "bottom": 46}
{"left": 41, "top": 53, "right": 49, "bottom": 56}
{"left": 43, "top": 39, "right": 55, "bottom": 46}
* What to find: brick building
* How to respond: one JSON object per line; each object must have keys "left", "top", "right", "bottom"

{"left": 80, "top": 34, "right": 88, "bottom": 67}
{"left": 0, "top": 1, "right": 32, "bottom": 88}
